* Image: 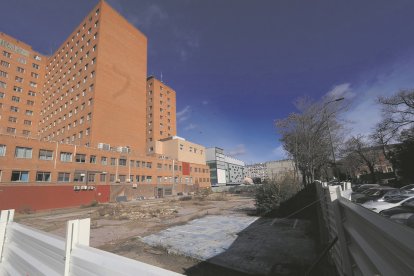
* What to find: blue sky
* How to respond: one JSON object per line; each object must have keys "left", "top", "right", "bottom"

{"left": 3, "top": 0, "right": 414, "bottom": 163}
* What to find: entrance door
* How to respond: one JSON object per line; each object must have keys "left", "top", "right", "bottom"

{"left": 157, "top": 188, "right": 163, "bottom": 198}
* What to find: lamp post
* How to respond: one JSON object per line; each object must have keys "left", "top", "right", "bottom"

{"left": 323, "top": 97, "right": 344, "bottom": 180}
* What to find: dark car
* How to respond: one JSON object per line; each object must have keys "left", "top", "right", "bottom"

{"left": 351, "top": 184, "right": 381, "bottom": 202}
{"left": 401, "top": 184, "right": 414, "bottom": 191}
{"left": 354, "top": 187, "right": 397, "bottom": 204}
{"left": 380, "top": 199, "right": 414, "bottom": 228}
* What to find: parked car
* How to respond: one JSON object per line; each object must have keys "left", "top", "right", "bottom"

{"left": 401, "top": 184, "right": 414, "bottom": 191}
{"left": 380, "top": 200, "right": 414, "bottom": 228}
{"left": 362, "top": 195, "right": 414, "bottom": 213}
{"left": 354, "top": 187, "right": 397, "bottom": 204}
{"left": 376, "top": 189, "right": 414, "bottom": 202}
{"left": 351, "top": 184, "right": 381, "bottom": 201}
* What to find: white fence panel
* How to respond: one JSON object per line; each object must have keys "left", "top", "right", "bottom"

{"left": 317, "top": 183, "right": 414, "bottom": 276}
{"left": 70, "top": 245, "right": 181, "bottom": 276}
{"left": 0, "top": 210, "right": 182, "bottom": 276}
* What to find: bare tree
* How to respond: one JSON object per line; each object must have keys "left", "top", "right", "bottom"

{"left": 377, "top": 90, "right": 414, "bottom": 140}
{"left": 276, "top": 97, "right": 344, "bottom": 185}
{"left": 341, "top": 135, "right": 380, "bottom": 183}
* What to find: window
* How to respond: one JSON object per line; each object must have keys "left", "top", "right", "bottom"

{"left": 146, "top": 162, "right": 152, "bottom": 169}
{"left": 58, "top": 172, "right": 70, "bottom": 182}
{"left": 0, "top": 145, "right": 6, "bottom": 156}
{"left": 13, "top": 86, "right": 22, "bottom": 92}
{"left": 101, "top": 156, "right": 107, "bottom": 165}
{"left": 17, "top": 67, "right": 25, "bottom": 73}
{"left": 15, "top": 76, "right": 23, "bottom": 83}
{"left": 8, "top": 116, "right": 17, "bottom": 123}
{"left": 10, "top": 106, "right": 19, "bottom": 112}
{"left": 60, "top": 152, "right": 72, "bottom": 162}
{"left": 0, "top": 92, "right": 4, "bottom": 98}
{"left": 2, "top": 51, "right": 11, "bottom": 58}
{"left": 27, "top": 100, "right": 34, "bottom": 106}
{"left": 36, "top": 172, "right": 51, "bottom": 182}
{"left": 110, "top": 158, "right": 116, "bottom": 165}
{"left": 0, "top": 60, "right": 10, "bottom": 68}
{"left": 87, "top": 173, "right": 95, "bottom": 183}
{"left": 15, "top": 147, "right": 32, "bottom": 158}
{"left": 0, "top": 81, "right": 6, "bottom": 88}
{"left": 32, "top": 63, "right": 40, "bottom": 70}
{"left": 100, "top": 173, "right": 106, "bottom": 182}
{"left": 31, "top": 72, "right": 39, "bottom": 78}
{"left": 26, "top": 110, "right": 33, "bottom": 116}
{"left": 11, "top": 171, "right": 29, "bottom": 182}
{"left": 24, "top": 120, "right": 32, "bottom": 126}
{"left": 73, "top": 172, "right": 84, "bottom": 182}
{"left": 90, "top": 155, "right": 96, "bottom": 163}
{"left": 17, "top": 57, "right": 26, "bottom": 64}
{"left": 75, "top": 154, "right": 86, "bottom": 163}
{"left": 11, "top": 96, "right": 20, "bottom": 102}
{"left": 119, "top": 158, "right": 127, "bottom": 166}
{"left": 6, "top": 127, "right": 16, "bottom": 134}
{"left": 29, "top": 81, "right": 37, "bottom": 88}
{"left": 0, "top": 70, "right": 7, "bottom": 77}
{"left": 39, "top": 149, "right": 53, "bottom": 160}
{"left": 110, "top": 174, "right": 115, "bottom": 182}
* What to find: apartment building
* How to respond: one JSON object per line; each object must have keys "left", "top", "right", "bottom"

{"left": 245, "top": 162, "right": 267, "bottom": 182}
{"left": 0, "top": 1, "right": 210, "bottom": 211}
{"left": 146, "top": 76, "right": 177, "bottom": 154}
{"left": 0, "top": 33, "right": 46, "bottom": 137}
{"left": 206, "top": 147, "right": 245, "bottom": 186}
{"left": 245, "top": 159, "right": 300, "bottom": 183}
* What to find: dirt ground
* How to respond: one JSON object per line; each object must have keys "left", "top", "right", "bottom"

{"left": 14, "top": 193, "right": 256, "bottom": 274}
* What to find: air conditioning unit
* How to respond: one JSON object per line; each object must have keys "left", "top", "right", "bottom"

{"left": 126, "top": 179, "right": 131, "bottom": 183}
{"left": 81, "top": 186, "right": 88, "bottom": 190}
{"left": 98, "top": 143, "right": 110, "bottom": 150}
{"left": 115, "top": 179, "right": 120, "bottom": 183}
{"left": 116, "top": 146, "right": 130, "bottom": 153}
{"left": 132, "top": 183, "right": 137, "bottom": 189}
{"left": 73, "top": 186, "right": 81, "bottom": 191}
{"left": 88, "top": 186, "right": 95, "bottom": 190}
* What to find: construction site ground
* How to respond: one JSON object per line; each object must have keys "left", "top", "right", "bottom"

{"left": 14, "top": 193, "right": 258, "bottom": 274}
{"left": 14, "top": 192, "right": 317, "bottom": 275}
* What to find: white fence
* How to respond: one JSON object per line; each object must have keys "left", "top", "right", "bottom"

{"left": 0, "top": 209, "right": 182, "bottom": 276}
{"left": 316, "top": 183, "right": 414, "bottom": 276}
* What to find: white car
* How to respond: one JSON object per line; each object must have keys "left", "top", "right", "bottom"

{"left": 362, "top": 195, "right": 414, "bottom": 213}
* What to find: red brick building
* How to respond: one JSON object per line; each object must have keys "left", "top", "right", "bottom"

{"left": 0, "top": 1, "right": 210, "bottom": 211}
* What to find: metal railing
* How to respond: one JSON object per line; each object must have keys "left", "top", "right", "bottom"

{"left": 0, "top": 209, "right": 181, "bottom": 276}
{"left": 316, "top": 183, "right": 414, "bottom": 276}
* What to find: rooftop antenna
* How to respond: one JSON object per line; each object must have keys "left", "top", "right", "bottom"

{"left": 160, "top": 72, "right": 163, "bottom": 83}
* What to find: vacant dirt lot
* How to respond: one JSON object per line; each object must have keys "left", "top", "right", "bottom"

{"left": 15, "top": 193, "right": 256, "bottom": 274}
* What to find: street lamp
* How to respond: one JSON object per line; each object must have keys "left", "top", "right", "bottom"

{"left": 323, "top": 97, "right": 345, "bottom": 180}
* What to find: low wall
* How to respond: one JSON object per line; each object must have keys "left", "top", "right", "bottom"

{"left": 0, "top": 184, "right": 110, "bottom": 212}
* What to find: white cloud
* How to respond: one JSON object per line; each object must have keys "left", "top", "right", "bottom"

{"left": 226, "top": 144, "right": 247, "bottom": 157}
{"left": 325, "top": 83, "right": 356, "bottom": 100}
{"left": 339, "top": 55, "right": 414, "bottom": 138}
{"left": 202, "top": 100, "right": 209, "bottom": 105}
{"left": 127, "top": 4, "right": 168, "bottom": 29}
{"left": 272, "top": 145, "right": 288, "bottom": 160}
{"left": 177, "top": 105, "right": 191, "bottom": 122}
{"left": 184, "top": 123, "right": 198, "bottom": 131}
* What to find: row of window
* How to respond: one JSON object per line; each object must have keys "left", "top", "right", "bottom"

{"left": 0, "top": 59, "right": 40, "bottom": 70}
{"left": 0, "top": 145, "right": 210, "bottom": 174}
{"left": 0, "top": 91, "right": 36, "bottom": 99}
{"left": 40, "top": 85, "right": 95, "bottom": 134}
{"left": 47, "top": 8, "right": 99, "bottom": 72}
{"left": 7, "top": 170, "right": 209, "bottom": 184}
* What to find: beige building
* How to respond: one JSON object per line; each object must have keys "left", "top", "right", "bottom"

{"left": 154, "top": 136, "right": 206, "bottom": 165}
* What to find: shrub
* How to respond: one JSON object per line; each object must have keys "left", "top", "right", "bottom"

{"left": 254, "top": 174, "right": 301, "bottom": 214}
